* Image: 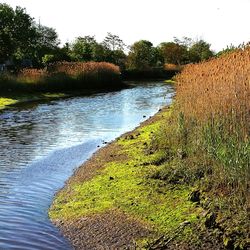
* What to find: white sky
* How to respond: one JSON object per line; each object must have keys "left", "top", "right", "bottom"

{"left": 3, "top": 0, "right": 250, "bottom": 52}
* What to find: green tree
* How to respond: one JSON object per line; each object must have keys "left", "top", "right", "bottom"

{"left": 92, "top": 43, "right": 108, "bottom": 62}
{"left": 32, "top": 25, "right": 60, "bottom": 66}
{"left": 0, "top": 4, "right": 15, "bottom": 62}
{"left": 0, "top": 4, "right": 36, "bottom": 64}
{"left": 216, "top": 44, "right": 237, "bottom": 57}
{"left": 0, "top": 4, "right": 60, "bottom": 67}
{"left": 70, "top": 36, "right": 97, "bottom": 61}
{"left": 188, "top": 40, "right": 214, "bottom": 62}
{"left": 174, "top": 36, "right": 193, "bottom": 48}
{"left": 102, "top": 33, "right": 127, "bottom": 69}
{"left": 159, "top": 42, "right": 187, "bottom": 65}
{"left": 126, "top": 40, "right": 158, "bottom": 70}
{"left": 102, "top": 32, "right": 126, "bottom": 51}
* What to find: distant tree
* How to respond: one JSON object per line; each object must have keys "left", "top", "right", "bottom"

{"left": 0, "top": 4, "right": 37, "bottom": 64}
{"left": 110, "top": 49, "right": 127, "bottom": 70}
{"left": 92, "top": 43, "right": 108, "bottom": 62}
{"left": 174, "top": 36, "right": 193, "bottom": 48}
{"left": 0, "top": 4, "right": 61, "bottom": 68}
{"left": 126, "top": 40, "right": 158, "bottom": 70}
{"left": 41, "top": 43, "right": 71, "bottom": 66}
{"left": 36, "top": 25, "right": 59, "bottom": 50}
{"left": 102, "top": 33, "right": 127, "bottom": 69}
{"left": 216, "top": 44, "right": 237, "bottom": 57}
{"left": 32, "top": 25, "right": 60, "bottom": 66}
{"left": 159, "top": 42, "right": 187, "bottom": 65}
{"left": 188, "top": 40, "right": 214, "bottom": 62}
{"left": 102, "top": 32, "right": 126, "bottom": 51}
{"left": 70, "top": 36, "right": 97, "bottom": 61}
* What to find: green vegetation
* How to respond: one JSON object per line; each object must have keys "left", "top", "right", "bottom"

{"left": 0, "top": 93, "right": 67, "bottom": 110}
{"left": 164, "top": 79, "right": 176, "bottom": 84}
{"left": 50, "top": 46, "right": 250, "bottom": 249}
{"left": 151, "top": 47, "right": 250, "bottom": 249}
{"left": 0, "top": 3, "right": 61, "bottom": 68}
{"left": 1, "top": 3, "right": 217, "bottom": 76}
{"left": 0, "top": 97, "right": 18, "bottom": 109}
{"left": 50, "top": 109, "right": 203, "bottom": 247}
{"left": 2, "top": 2, "right": 248, "bottom": 248}
{"left": 1, "top": 3, "right": 223, "bottom": 94}
{"left": 126, "top": 40, "right": 160, "bottom": 70}
{"left": 152, "top": 112, "right": 249, "bottom": 249}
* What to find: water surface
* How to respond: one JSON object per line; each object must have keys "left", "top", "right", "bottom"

{"left": 0, "top": 82, "right": 174, "bottom": 249}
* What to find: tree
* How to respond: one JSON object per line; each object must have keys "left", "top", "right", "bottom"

{"left": 70, "top": 36, "right": 97, "bottom": 61}
{"left": 216, "top": 44, "right": 237, "bottom": 57}
{"left": 42, "top": 54, "right": 55, "bottom": 66}
{"left": 0, "top": 4, "right": 15, "bottom": 62}
{"left": 159, "top": 42, "right": 187, "bottom": 65}
{"left": 0, "top": 4, "right": 60, "bottom": 67}
{"left": 188, "top": 40, "right": 214, "bottom": 62}
{"left": 174, "top": 36, "right": 193, "bottom": 48}
{"left": 126, "top": 40, "right": 158, "bottom": 70}
{"left": 92, "top": 43, "right": 108, "bottom": 62}
{"left": 0, "top": 4, "right": 37, "bottom": 64}
{"left": 32, "top": 25, "right": 60, "bottom": 66}
{"left": 101, "top": 33, "right": 127, "bottom": 69}
{"left": 102, "top": 32, "right": 126, "bottom": 51}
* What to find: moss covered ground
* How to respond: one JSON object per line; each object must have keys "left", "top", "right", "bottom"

{"left": 49, "top": 106, "right": 249, "bottom": 249}
{"left": 49, "top": 108, "right": 215, "bottom": 249}
{"left": 0, "top": 97, "right": 18, "bottom": 109}
{"left": 0, "top": 93, "right": 68, "bottom": 110}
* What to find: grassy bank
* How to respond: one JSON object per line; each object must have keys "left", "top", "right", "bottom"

{"left": 49, "top": 108, "right": 225, "bottom": 249}
{"left": 0, "top": 97, "right": 18, "bottom": 110}
{"left": 0, "top": 93, "right": 68, "bottom": 110}
{"left": 49, "top": 46, "right": 249, "bottom": 249}
{"left": 0, "top": 62, "right": 123, "bottom": 93}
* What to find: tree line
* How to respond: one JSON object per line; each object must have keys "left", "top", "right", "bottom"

{"left": 0, "top": 4, "right": 235, "bottom": 72}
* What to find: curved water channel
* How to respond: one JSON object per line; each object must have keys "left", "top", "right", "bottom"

{"left": 0, "top": 82, "right": 174, "bottom": 249}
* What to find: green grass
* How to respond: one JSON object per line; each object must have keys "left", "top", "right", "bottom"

{"left": 50, "top": 108, "right": 200, "bottom": 244}
{"left": 49, "top": 107, "right": 249, "bottom": 248}
{"left": 0, "top": 93, "right": 67, "bottom": 110}
{"left": 0, "top": 97, "right": 18, "bottom": 109}
{"left": 151, "top": 108, "right": 250, "bottom": 249}
{"left": 164, "top": 79, "right": 176, "bottom": 84}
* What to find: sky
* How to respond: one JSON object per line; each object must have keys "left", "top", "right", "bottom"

{"left": 2, "top": 0, "right": 250, "bottom": 52}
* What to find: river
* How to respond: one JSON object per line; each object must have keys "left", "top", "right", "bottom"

{"left": 0, "top": 82, "right": 174, "bottom": 249}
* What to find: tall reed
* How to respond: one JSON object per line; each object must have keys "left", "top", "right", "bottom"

{"left": 0, "top": 62, "right": 122, "bottom": 93}
{"left": 175, "top": 45, "right": 250, "bottom": 196}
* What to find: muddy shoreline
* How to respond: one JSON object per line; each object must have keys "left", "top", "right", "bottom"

{"left": 49, "top": 107, "right": 226, "bottom": 250}
{"left": 50, "top": 109, "right": 166, "bottom": 249}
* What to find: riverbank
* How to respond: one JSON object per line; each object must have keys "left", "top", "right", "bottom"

{"left": 0, "top": 79, "right": 176, "bottom": 110}
{"left": 49, "top": 107, "right": 231, "bottom": 249}
{"left": 0, "top": 82, "right": 174, "bottom": 249}
{"left": 0, "top": 85, "right": 129, "bottom": 110}
{"left": 0, "top": 93, "right": 68, "bottom": 110}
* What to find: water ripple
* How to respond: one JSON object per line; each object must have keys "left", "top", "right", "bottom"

{"left": 0, "top": 82, "right": 174, "bottom": 249}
